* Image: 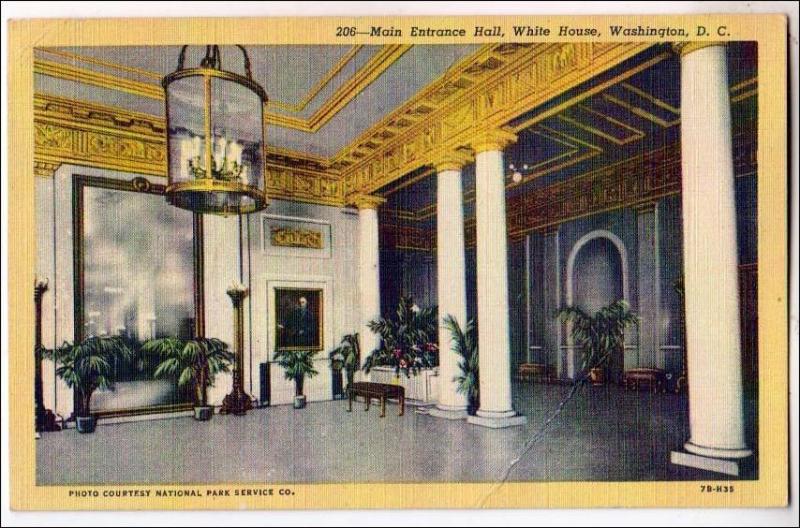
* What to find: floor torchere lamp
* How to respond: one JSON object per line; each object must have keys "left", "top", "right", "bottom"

{"left": 34, "top": 278, "right": 60, "bottom": 432}
{"left": 220, "top": 283, "right": 252, "bottom": 415}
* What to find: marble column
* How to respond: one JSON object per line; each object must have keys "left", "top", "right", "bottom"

{"left": 354, "top": 194, "right": 385, "bottom": 371}
{"left": 467, "top": 130, "right": 527, "bottom": 428}
{"left": 669, "top": 42, "right": 752, "bottom": 476}
{"left": 635, "top": 202, "right": 661, "bottom": 369}
{"left": 429, "top": 152, "right": 472, "bottom": 420}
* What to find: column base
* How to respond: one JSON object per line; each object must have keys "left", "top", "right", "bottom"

{"left": 428, "top": 405, "right": 468, "bottom": 420}
{"left": 670, "top": 449, "right": 751, "bottom": 477}
{"left": 684, "top": 441, "right": 752, "bottom": 459}
{"left": 468, "top": 412, "right": 527, "bottom": 429}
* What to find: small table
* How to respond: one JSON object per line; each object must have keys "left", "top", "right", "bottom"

{"left": 623, "top": 368, "right": 667, "bottom": 393}
{"left": 347, "top": 382, "right": 405, "bottom": 417}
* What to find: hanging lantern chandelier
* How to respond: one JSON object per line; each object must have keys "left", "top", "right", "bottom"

{"left": 163, "top": 45, "right": 269, "bottom": 215}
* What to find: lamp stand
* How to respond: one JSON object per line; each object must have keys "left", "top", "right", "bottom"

{"left": 221, "top": 286, "right": 253, "bottom": 415}
{"left": 34, "top": 280, "right": 60, "bottom": 432}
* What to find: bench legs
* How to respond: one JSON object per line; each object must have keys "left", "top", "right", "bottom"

{"left": 346, "top": 391, "right": 405, "bottom": 417}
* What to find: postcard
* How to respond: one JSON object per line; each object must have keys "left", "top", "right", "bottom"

{"left": 6, "top": 12, "right": 789, "bottom": 511}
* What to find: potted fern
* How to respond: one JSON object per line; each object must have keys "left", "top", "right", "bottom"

{"left": 557, "top": 300, "right": 638, "bottom": 385}
{"left": 274, "top": 349, "right": 319, "bottom": 409}
{"left": 142, "top": 337, "right": 233, "bottom": 421}
{"left": 443, "top": 315, "right": 479, "bottom": 415}
{"left": 46, "top": 335, "right": 134, "bottom": 433}
{"left": 362, "top": 296, "right": 439, "bottom": 377}
{"left": 329, "top": 333, "right": 360, "bottom": 392}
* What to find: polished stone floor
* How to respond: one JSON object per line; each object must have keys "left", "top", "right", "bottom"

{"left": 36, "top": 382, "right": 757, "bottom": 485}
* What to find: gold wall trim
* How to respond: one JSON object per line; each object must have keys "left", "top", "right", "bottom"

{"left": 33, "top": 93, "right": 347, "bottom": 206}
{"left": 33, "top": 45, "right": 408, "bottom": 134}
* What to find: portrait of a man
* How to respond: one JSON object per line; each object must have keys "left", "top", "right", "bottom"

{"left": 275, "top": 288, "right": 322, "bottom": 350}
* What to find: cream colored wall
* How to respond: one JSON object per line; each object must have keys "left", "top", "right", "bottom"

{"left": 202, "top": 199, "right": 362, "bottom": 407}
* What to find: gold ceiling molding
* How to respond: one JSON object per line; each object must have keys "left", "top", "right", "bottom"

{"left": 37, "top": 48, "right": 165, "bottom": 80}
{"left": 33, "top": 45, "right": 409, "bottom": 133}
{"left": 34, "top": 58, "right": 165, "bottom": 99}
{"left": 38, "top": 45, "right": 363, "bottom": 113}
{"left": 260, "top": 45, "right": 363, "bottom": 113}
{"left": 33, "top": 93, "right": 347, "bottom": 206}
{"left": 337, "top": 42, "right": 653, "bottom": 195}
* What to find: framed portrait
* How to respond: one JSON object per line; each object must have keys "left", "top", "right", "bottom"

{"left": 274, "top": 287, "right": 323, "bottom": 351}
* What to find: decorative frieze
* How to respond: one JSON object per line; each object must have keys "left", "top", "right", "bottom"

{"left": 269, "top": 226, "right": 324, "bottom": 249}
{"left": 33, "top": 93, "right": 347, "bottom": 205}
{"left": 339, "top": 42, "right": 651, "bottom": 195}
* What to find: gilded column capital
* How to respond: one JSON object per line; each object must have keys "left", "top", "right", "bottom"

{"left": 470, "top": 128, "right": 518, "bottom": 154}
{"left": 34, "top": 161, "right": 60, "bottom": 178}
{"left": 672, "top": 41, "right": 726, "bottom": 58}
{"left": 430, "top": 149, "right": 474, "bottom": 173}
{"left": 350, "top": 193, "right": 386, "bottom": 210}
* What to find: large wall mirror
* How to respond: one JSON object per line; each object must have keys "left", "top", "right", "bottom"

{"left": 73, "top": 175, "right": 204, "bottom": 416}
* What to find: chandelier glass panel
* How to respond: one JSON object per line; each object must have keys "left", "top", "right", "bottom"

{"left": 163, "top": 45, "right": 269, "bottom": 215}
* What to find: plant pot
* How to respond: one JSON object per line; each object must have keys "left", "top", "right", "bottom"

{"left": 293, "top": 395, "right": 307, "bottom": 409}
{"left": 76, "top": 416, "right": 96, "bottom": 434}
{"left": 589, "top": 367, "right": 606, "bottom": 386}
{"left": 467, "top": 401, "right": 479, "bottom": 416}
{"left": 193, "top": 406, "right": 214, "bottom": 421}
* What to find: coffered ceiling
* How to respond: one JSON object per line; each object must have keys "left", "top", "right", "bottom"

{"left": 379, "top": 42, "right": 758, "bottom": 234}
{"left": 33, "top": 44, "right": 479, "bottom": 158}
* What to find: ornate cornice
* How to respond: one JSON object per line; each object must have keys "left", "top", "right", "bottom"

{"left": 33, "top": 93, "right": 347, "bottom": 206}
{"left": 34, "top": 93, "right": 167, "bottom": 177}
{"left": 337, "top": 42, "right": 652, "bottom": 195}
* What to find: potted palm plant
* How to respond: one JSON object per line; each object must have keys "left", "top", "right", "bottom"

{"left": 142, "top": 337, "right": 233, "bottom": 421}
{"left": 46, "top": 335, "right": 134, "bottom": 433}
{"left": 329, "top": 333, "right": 360, "bottom": 392}
{"left": 274, "top": 349, "right": 319, "bottom": 409}
{"left": 443, "top": 315, "right": 479, "bottom": 415}
{"left": 362, "top": 296, "right": 439, "bottom": 377}
{"left": 557, "top": 300, "right": 639, "bottom": 385}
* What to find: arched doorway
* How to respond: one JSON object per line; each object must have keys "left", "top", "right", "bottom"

{"left": 565, "top": 230, "right": 629, "bottom": 382}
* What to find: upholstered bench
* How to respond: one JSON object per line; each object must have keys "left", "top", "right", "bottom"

{"left": 622, "top": 368, "right": 667, "bottom": 393}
